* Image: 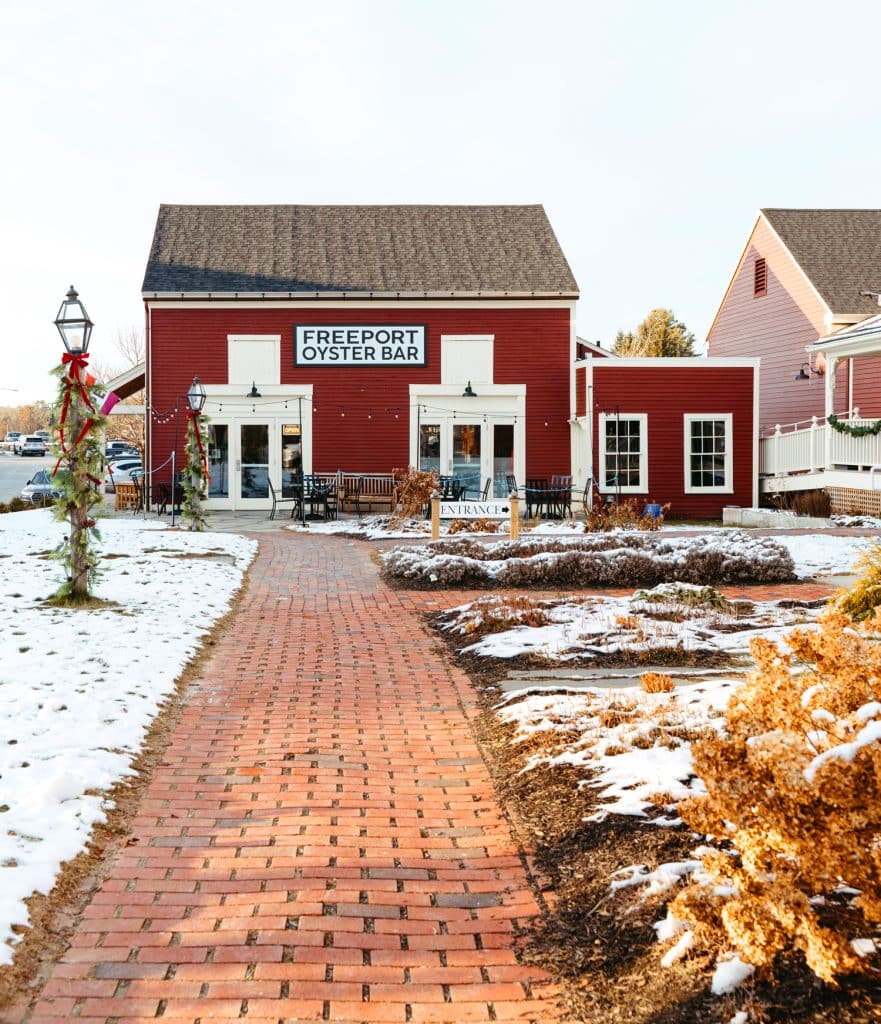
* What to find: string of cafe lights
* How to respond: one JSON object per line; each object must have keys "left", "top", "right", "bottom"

{"left": 147, "top": 393, "right": 564, "bottom": 428}
{"left": 197, "top": 394, "right": 563, "bottom": 425}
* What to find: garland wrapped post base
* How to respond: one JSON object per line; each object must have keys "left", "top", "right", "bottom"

{"left": 182, "top": 410, "right": 210, "bottom": 531}
{"left": 50, "top": 355, "right": 107, "bottom": 600}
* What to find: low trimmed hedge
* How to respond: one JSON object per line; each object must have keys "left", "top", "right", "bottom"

{"left": 381, "top": 532, "right": 797, "bottom": 588}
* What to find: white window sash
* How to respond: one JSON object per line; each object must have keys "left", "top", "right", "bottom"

{"left": 683, "top": 413, "right": 733, "bottom": 494}
{"left": 598, "top": 413, "right": 647, "bottom": 493}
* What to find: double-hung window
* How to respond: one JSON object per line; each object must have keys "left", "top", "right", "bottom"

{"left": 598, "top": 413, "right": 647, "bottom": 493}
{"left": 684, "top": 414, "right": 732, "bottom": 493}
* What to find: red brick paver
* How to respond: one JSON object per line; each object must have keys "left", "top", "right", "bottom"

{"left": 13, "top": 534, "right": 558, "bottom": 1024}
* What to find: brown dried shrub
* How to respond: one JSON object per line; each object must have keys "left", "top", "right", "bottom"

{"left": 834, "top": 539, "right": 881, "bottom": 621}
{"left": 458, "top": 595, "right": 550, "bottom": 636}
{"left": 0, "top": 497, "right": 39, "bottom": 514}
{"left": 391, "top": 466, "right": 438, "bottom": 523}
{"left": 447, "top": 517, "right": 501, "bottom": 535}
{"left": 668, "top": 609, "right": 881, "bottom": 984}
{"left": 382, "top": 532, "right": 796, "bottom": 589}
{"left": 641, "top": 671, "right": 675, "bottom": 693}
{"left": 584, "top": 498, "right": 670, "bottom": 533}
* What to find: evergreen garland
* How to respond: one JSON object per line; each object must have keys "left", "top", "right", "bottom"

{"left": 50, "top": 361, "right": 108, "bottom": 601}
{"left": 182, "top": 412, "right": 210, "bottom": 531}
{"left": 827, "top": 413, "right": 881, "bottom": 437}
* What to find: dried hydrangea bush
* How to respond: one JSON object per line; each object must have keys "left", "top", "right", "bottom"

{"left": 382, "top": 532, "right": 797, "bottom": 588}
{"left": 667, "top": 609, "right": 881, "bottom": 984}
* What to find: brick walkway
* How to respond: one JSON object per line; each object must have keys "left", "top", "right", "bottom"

{"left": 16, "top": 534, "right": 559, "bottom": 1024}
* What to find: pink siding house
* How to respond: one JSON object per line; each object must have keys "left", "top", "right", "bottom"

{"left": 707, "top": 209, "right": 881, "bottom": 431}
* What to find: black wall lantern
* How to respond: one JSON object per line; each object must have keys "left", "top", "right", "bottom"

{"left": 247, "top": 381, "right": 261, "bottom": 398}
{"left": 795, "top": 362, "right": 823, "bottom": 380}
{"left": 462, "top": 381, "right": 477, "bottom": 397}
{"left": 54, "top": 285, "right": 94, "bottom": 355}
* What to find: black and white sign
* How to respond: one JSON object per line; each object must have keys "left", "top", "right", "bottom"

{"left": 294, "top": 325, "right": 427, "bottom": 366}
{"left": 439, "top": 501, "right": 511, "bottom": 519}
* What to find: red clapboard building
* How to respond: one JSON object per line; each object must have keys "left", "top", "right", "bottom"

{"left": 143, "top": 204, "right": 578, "bottom": 508}
{"left": 142, "top": 204, "right": 758, "bottom": 518}
{"left": 571, "top": 358, "right": 759, "bottom": 517}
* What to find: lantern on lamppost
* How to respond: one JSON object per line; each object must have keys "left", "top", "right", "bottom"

{"left": 182, "top": 375, "right": 210, "bottom": 531}
{"left": 51, "top": 286, "right": 105, "bottom": 601}
{"left": 54, "top": 286, "right": 94, "bottom": 356}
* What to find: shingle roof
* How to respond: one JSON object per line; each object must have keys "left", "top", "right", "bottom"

{"left": 762, "top": 208, "right": 881, "bottom": 315}
{"left": 142, "top": 204, "right": 578, "bottom": 297}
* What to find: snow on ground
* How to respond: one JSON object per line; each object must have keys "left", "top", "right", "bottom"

{"left": 0, "top": 509, "right": 256, "bottom": 966}
{"left": 777, "top": 533, "right": 872, "bottom": 576}
{"left": 285, "top": 514, "right": 434, "bottom": 540}
{"left": 497, "top": 675, "right": 738, "bottom": 821}
{"left": 441, "top": 585, "right": 821, "bottom": 665}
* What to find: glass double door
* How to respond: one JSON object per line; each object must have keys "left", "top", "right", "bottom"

{"left": 419, "top": 420, "right": 515, "bottom": 498}
{"left": 205, "top": 419, "right": 303, "bottom": 509}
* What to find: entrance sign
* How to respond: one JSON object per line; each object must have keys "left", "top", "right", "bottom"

{"left": 295, "top": 325, "right": 427, "bottom": 366}
{"left": 431, "top": 494, "right": 520, "bottom": 541}
{"left": 439, "top": 501, "right": 510, "bottom": 519}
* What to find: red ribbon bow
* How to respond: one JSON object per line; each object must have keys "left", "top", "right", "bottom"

{"left": 53, "top": 352, "right": 97, "bottom": 476}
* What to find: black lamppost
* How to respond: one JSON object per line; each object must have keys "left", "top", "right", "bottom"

{"left": 53, "top": 286, "right": 98, "bottom": 599}
{"left": 183, "top": 375, "right": 209, "bottom": 530}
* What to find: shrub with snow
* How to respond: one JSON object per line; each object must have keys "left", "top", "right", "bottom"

{"left": 667, "top": 609, "right": 881, "bottom": 985}
{"left": 834, "top": 539, "right": 881, "bottom": 621}
{"left": 382, "top": 531, "right": 796, "bottom": 588}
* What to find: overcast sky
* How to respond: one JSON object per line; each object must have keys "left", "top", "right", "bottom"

{"left": 2, "top": 0, "right": 880, "bottom": 403}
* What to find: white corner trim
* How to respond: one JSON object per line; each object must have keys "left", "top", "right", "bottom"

{"left": 752, "top": 363, "right": 760, "bottom": 508}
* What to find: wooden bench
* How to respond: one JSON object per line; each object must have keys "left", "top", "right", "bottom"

{"left": 339, "top": 473, "right": 398, "bottom": 514}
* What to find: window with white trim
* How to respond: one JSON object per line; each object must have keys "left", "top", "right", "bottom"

{"left": 598, "top": 413, "right": 647, "bottom": 492}
{"left": 684, "top": 414, "right": 733, "bottom": 493}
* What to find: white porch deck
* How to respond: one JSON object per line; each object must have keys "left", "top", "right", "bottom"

{"left": 760, "top": 414, "right": 881, "bottom": 497}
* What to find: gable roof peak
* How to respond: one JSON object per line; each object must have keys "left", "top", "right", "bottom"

{"left": 759, "top": 208, "right": 881, "bottom": 315}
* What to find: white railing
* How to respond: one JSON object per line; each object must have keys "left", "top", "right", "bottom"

{"left": 760, "top": 417, "right": 825, "bottom": 475}
{"left": 760, "top": 410, "right": 881, "bottom": 477}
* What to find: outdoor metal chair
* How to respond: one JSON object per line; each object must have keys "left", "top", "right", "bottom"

{"left": 307, "top": 474, "right": 339, "bottom": 521}
{"left": 463, "top": 477, "right": 492, "bottom": 501}
{"left": 525, "top": 477, "right": 550, "bottom": 519}
{"left": 438, "top": 476, "right": 464, "bottom": 501}
{"left": 268, "top": 478, "right": 302, "bottom": 520}
{"left": 150, "top": 481, "right": 171, "bottom": 516}
{"left": 505, "top": 474, "right": 519, "bottom": 496}
{"left": 130, "top": 474, "right": 144, "bottom": 514}
{"left": 550, "top": 474, "right": 573, "bottom": 518}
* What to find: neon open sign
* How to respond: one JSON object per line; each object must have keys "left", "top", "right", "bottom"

{"left": 294, "top": 325, "right": 427, "bottom": 366}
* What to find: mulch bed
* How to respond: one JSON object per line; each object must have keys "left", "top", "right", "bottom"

{"left": 452, "top": 631, "right": 881, "bottom": 1023}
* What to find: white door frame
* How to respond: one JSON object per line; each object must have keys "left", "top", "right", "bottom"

{"left": 200, "top": 386, "right": 313, "bottom": 510}
{"left": 409, "top": 385, "right": 526, "bottom": 488}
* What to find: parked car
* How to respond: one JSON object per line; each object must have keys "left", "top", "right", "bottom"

{"left": 104, "top": 459, "right": 143, "bottom": 493}
{"left": 11, "top": 433, "right": 25, "bottom": 454}
{"left": 34, "top": 430, "right": 51, "bottom": 443}
{"left": 19, "top": 435, "right": 47, "bottom": 457}
{"left": 105, "top": 440, "right": 139, "bottom": 460}
{"left": 20, "top": 469, "right": 62, "bottom": 505}
{"left": 4, "top": 431, "right": 21, "bottom": 448}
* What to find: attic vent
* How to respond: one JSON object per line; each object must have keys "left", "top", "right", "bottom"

{"left": 754, "top": 256, "right": 767, "bottom": 297}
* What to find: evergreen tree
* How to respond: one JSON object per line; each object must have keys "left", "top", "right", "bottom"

{"left": 613, "top": 308, "right": 696, "bottom": 357}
